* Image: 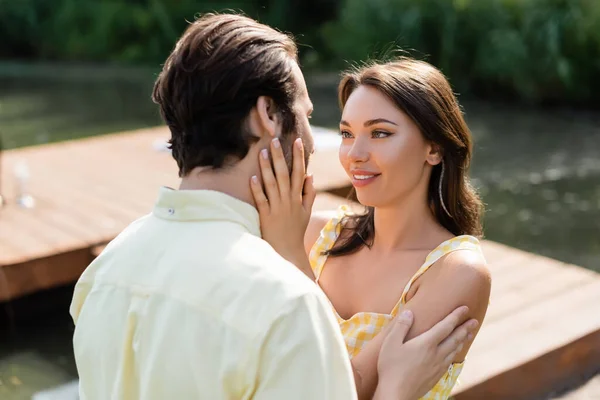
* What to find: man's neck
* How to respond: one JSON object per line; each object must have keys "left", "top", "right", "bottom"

{"left": 178, "top": 163, "right": 257, "bottom": 208}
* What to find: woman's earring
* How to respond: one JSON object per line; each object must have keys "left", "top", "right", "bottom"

{"left": 439, "top": 162, "right": 452, "bottom": 218}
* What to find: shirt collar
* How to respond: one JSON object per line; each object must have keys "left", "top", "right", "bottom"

{"left": 152, "top": 186, "right": 261, "bottom": 237}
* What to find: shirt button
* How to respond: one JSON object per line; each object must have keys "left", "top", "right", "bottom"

{"left": 167, "top": 208, "right": 175, "bottom": 215}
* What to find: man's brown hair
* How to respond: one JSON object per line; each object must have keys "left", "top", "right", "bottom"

{"left": 152, "top": 13, "right": 299, "bottom": 176}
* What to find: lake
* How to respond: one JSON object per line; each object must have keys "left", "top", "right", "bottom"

{"left": 0, "top": 63, "right": 599, "bottom": 398}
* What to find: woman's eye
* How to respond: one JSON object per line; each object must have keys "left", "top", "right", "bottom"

{"left": 372, "top": 130, "right": 390, "bottom": 139}
{"left": 340, "top": 130, "right": 353, "bottom": 139}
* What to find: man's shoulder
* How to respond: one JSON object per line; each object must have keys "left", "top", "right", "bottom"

{"left": 224, "top": 233, "right": 329, "bottom": 317}
{"left": 93, "top": 213, "right": 152, "bottom": 257}
{"left": 231, "top": 233, "right": 318, "bottom": 294}
{"left": 77, "top": 214, "right": 152, "bottom": 275}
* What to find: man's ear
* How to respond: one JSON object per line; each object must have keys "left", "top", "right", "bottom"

{"left": 250, "top": 96, "right": 280, "bottom": 140}
{"left": 426, "top": 143, "right": 443, "bottom": 166}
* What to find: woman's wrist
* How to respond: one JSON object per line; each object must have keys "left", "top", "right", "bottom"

{"left": 374, "top": 375, "right": 412, "bottom": 400}
{"left": 294, "top": 256, "right": 316, "bottom": 281}
{"left": 283, "top": 247, "right": 315, "bottom": 281}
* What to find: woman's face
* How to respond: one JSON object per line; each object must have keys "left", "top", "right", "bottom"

{"left": 339, "top": 85, "right": 441, "bottom": 207}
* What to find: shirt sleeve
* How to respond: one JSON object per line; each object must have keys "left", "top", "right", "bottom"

{"left": 253, "top": 289, "right": 357, "bottom": 400}
{"left": 70, "top": 279, "right": 92, "bottom": 324}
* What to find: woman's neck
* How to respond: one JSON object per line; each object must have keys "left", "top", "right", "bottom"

{"left": 371, "top": 190, "right": 450, "bottom": 253}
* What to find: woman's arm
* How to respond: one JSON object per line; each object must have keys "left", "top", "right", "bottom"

{"left": 351, "top": 249, "right": 491, "bottom": 399}
{"left": 400, "top": 250, "right": 491, "bottom": 362}
{"left": 374, "top": 307, "right": 479, "bottom": 400}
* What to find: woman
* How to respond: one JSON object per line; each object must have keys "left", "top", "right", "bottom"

{"left": 250, "top": 57, "right": 491, "bottom": 399}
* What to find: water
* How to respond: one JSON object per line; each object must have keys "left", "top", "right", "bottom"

{"left": 0, "top": 63, "right": 599, "bottom": 398}
{"left": 0, "top": 62, "right": 162, "bottom": 149}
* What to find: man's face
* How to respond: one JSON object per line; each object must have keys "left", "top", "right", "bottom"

{"left": 279, "top": 62, "right": 314, "bottom": 173}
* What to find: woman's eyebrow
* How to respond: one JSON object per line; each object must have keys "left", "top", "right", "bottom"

{"left": 339, "top": 118, "right": 398, "bottom": 127}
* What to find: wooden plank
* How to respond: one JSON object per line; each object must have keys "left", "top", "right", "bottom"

{"left": 0, "top": 212, "right": 60, "bottom": 262}
{"left": 454, "top": 279, "right": 600, "bottom": 399}
{"left": 481, "top": 244, "right": 540, "bottom": 280}
{"left": 476, "top": 241, "right": 512, "bottom": 267}
{"left": 464, "top": 278, "right": 600, "bottom": 363}
{"left": 90, "top": 244, "right": 106, "bottom": 258}
{"left": 0, "top": 185, "right": 139, "bottom": 266}
{"left": 0, "top": 249, "right": 93, "bottom": 302}
{"left": 0, "top": 129, "right": 175, "bottom": 267}
{"left": 307, "top": 126, "right": 350, "bottom": 192}
{"left": 308, "top": 148, "right": 350, "bottom": 192}
{"left": 484, "top": 262, "right": 595, "bottom": 323}
{"left": 456, "top": 330, "right": 600, "bottom": 400}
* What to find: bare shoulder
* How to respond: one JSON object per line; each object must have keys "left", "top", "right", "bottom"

{"left": 426, "top": 248, "right": 492, "bottom": 320}
{"left": 439, "top": 249, "right": 491, "bottom": 291}
{"left": 403, "top": 247, "right": 492, "bottom": 361}
{"left": 408, "top": 248, "right": 491, "bottom": 316}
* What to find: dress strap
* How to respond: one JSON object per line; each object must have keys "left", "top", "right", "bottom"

{"left": 308, "top": 205, "right": 349, "bottom": 281}
{"left": 391, "top": 235, "right": 483, "bottom": 316}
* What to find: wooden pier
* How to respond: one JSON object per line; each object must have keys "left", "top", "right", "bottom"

{"left": 1, "top": 127, "right": 599, "bottom": 399}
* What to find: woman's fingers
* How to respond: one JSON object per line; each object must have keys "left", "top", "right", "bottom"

{"left": 423, "top": 306, "right": 469, "bottom": 345}
{"left": 438, "top": 318, "right": 477, "bottom": 359}
{"left": 259, "top": 137, "right": 307, "bottom": 208}
{"left": 259, "top": 148, "right": 280, "bottom": 205}
{"left": 291, "top": 138, "right": 306, "bottom": 197}
{"left": 270, "top": 138, "right": 291, "bottom": 198}
{"left": 302, "top": 174, "right": 316, "bottom": 212}
{"left": 250, "top": 175, "right": 270, "bottom": 216}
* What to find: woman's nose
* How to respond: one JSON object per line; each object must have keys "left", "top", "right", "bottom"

{"left": 346, "top": 137, "right": 369, "bottom": 163}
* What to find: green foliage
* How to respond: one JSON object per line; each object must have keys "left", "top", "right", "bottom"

{"left": 0, "top": 0, "right": 295, "bottom": 63}
{"left": 321, "top": 0, "right": 600, "bottom": 106}
{"left": 1, "top": 0, "right": 598, "bottom": 105}
{"left": 0, "top": 0, "right": 338, "bottom": 65}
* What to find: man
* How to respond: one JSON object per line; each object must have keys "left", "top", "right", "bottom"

{"left": 70, "top": 12, "right": 478, "bottom": 400}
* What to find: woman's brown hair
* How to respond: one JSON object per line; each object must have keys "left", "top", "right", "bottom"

{"left": 327, "top": 57, "right": 484, "bottom": 257}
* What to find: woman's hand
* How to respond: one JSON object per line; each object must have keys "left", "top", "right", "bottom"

{"left": 250, "top": 137, "right": 317, "bottom": 279}
{"left": 375, "top": 307, "right": 478, "bottom": 400}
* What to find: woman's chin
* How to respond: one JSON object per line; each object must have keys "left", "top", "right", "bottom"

{"left": 355, "top": 191, "right": 398, "bottom": 209}
{"left": 355, "top": 193, "right": 378, "bottom": 208}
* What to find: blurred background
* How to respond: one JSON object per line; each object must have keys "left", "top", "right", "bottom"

{"left": 0, "top": 0, "right": 599, "bottom": 398}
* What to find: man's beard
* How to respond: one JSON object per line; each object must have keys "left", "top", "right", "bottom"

{"left": 279, "top": 113, "right": 311, "bottom": 176}
{"left": 280, "top": 133, "right": 310, "bottom": 175}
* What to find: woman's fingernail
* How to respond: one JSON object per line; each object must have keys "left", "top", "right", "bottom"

{"left": 272, "top": 138, "right": 280, "bottom": 148}
{"left": 261, "top": 149, "right": 268, "bottom": 159}
{"left": 251, "top": 175, "right": 258, "bottom": 184}
{"left": 467, "top": 333, "right": 474, "bottom": 341}
{"left": 400, "top": 310, "right": 413, "bottom": 319}
{"left": 295, "top": 138, "right": 303, "bottom": 148}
